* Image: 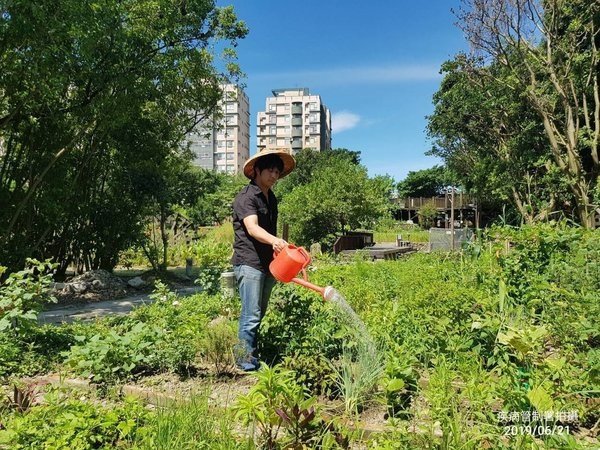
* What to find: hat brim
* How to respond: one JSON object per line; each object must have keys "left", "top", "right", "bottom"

{"left": 243, "top": 149, "right": 296, "bottom": 179}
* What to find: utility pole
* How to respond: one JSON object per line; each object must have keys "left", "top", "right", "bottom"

{"left": 450, "top": 186, "right": 455, "bottom": 251}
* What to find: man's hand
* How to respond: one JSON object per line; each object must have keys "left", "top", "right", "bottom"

{"left": 272, "top": 238, "right": 288, "bottom": 253}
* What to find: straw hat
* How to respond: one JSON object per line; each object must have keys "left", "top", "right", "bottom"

{"left": 243, "top": 148, "right": 296, "bottom": 179}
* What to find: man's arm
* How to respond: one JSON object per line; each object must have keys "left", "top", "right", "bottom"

{"left": 243, "top": 215, "right": 287, "bottom": 253}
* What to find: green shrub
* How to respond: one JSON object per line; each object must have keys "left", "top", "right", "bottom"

{"left": 63, "top": 322, "right": 165, "bottom": 384}
{"left": 202, "top": 318, "right": 238, "bottom": 375}
{"left": 0, "top": 259, "right": 57, "bottom": 336}
{"left": 0, "top": 390, "right": 150, "bottom": 449}
{"left": 235, "top": 364, "right": 345, "bottom": 449}
{"left": 258, "top": 284, "right": 347, "bottom": 395}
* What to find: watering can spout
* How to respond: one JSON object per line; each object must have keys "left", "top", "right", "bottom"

{"left": 270, "top": 244, "right": 331, "bottom": 300}
{"left": 290, "top": 278, "right": 333, "bottom": 301}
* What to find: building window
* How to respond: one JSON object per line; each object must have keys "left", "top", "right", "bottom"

{"left": 269, "top": 104, "right": 276, "bottom": 111}
{"left": 269, "top": 137, "right": 275, "bottom": 144}
{"left": 215, "top": 153, "right": 225, "bottom": 160}
{"left": 226, "top": 152, "right": 234, "bottom": 160}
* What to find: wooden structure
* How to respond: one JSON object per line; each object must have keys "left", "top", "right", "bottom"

{"left": 333, "top": 231, "right": 414, "bottom": 260}
{"left": 332, "top": 231, "right": 373, "bottom": 254}
{"left": 393, "top": 194, "right": 479, "bottom": 229}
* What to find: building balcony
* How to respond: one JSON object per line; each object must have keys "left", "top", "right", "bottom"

{"left": 291, "top": 117, "right": 303, "bottom": 126}
{"left": 291, "top": 128, "right": 302, "bottom": 137}
{"left": 291, "top": 139, "right": 302, "bottom": 149}
{"left": 291, "top": 105, "right": 303, "bottom": 114}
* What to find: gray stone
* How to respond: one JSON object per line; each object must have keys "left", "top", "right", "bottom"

{"left": 310, "top": 242, "right": 322, "bottom": 256}
{"left": 71, "top": 282, "right": 88, "bottom": 294}
{"left": 91, "top": 279, "right": 105, "bottom": 289}
{"left": 127, "top": 276, "right": 146, "bottom": 289}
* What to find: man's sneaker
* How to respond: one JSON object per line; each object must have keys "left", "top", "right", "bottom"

{"left": 236, "top": 355, "right": 259, "bottom": 372}
{"left": 236, "top": 360, "right": 258, "bottom": 372}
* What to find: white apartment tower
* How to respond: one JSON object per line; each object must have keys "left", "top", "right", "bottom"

{"left": 257, "top": 88, "right": 332, "bottom": 154}
{"left": 188, "top": 84, "right": 250, "bottom": 174}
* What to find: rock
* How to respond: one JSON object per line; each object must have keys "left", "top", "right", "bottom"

{"left": 127, "top": 276, "right": 146, "bottom": 289}
{"left": 71, "top": 282, "right": 88, "bottom": 294}
{"left": 91, "top": 280, "right": 105, "bottom": 290}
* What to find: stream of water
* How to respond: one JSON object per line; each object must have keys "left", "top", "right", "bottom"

{"left": 324, "top": 286, "right": 377, "bottom": 355}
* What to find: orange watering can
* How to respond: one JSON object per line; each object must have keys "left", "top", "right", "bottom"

{"left": 270, "top": 245, "right": 333, "bottom": 300}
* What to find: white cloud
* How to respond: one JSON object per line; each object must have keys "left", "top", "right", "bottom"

{"left": 252, "top": 64, "right": 441, "bottom": 86}
{"left": 332, "top": 111, "right": 361, "bottom": 133}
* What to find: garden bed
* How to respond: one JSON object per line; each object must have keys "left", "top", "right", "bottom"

{"left": 2, "top": 224, "right": 599, "bottom": 448}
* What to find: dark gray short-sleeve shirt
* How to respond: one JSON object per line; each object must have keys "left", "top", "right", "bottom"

{"left": 231, "top": 181, "right": 278, "bottom": 273}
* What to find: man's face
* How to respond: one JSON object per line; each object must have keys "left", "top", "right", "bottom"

{"left": 255, "top": 166, "right": 281, "bottom": 189}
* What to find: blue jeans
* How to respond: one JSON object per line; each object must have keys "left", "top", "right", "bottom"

{"left": 234, "top": 264, "right": 276, "bottom": 370}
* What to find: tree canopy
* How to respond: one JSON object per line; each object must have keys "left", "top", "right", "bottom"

{"left": 0, "top": 0, "right": 247, "bottom": 272}
{"left": 278, "top": 149, "right": 390, "bottom": 249}
{"left": 396, "top": 165, "right": 454, "bottom": 199}
{"left": 447, "top": 0, "right": 600, "bottom": 227}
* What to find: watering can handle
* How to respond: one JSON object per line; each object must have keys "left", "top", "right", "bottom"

{"left": 297, "top": 247, "right": 311, "bottom": 267}
{"left": 297, "top": 247, "right": 310, "bottom": 281}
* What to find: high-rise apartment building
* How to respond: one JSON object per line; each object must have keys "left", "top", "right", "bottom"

{"left": 187, "top": 84, "right": 250, "bottom": 174}
{"left": 256, "top": 88, "right": 331, "bottom": 154}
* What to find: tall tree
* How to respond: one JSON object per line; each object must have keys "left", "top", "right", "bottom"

{"left": 396, "top": 165, "right": 453, "bottom": 199}
{"left": 427, "top": 55, "right": 571, "bottom": 224}
{"left": 0, "top": 0, "right": 247, "bottom": 271}
{"left": 457, "top": 0, "right": 600, "bottom": 227}
{"left": 279, "top": 155, "right": 389, "bottom": 249}
{"left": 275, "top": 148, "right": 361, "bottom": 200}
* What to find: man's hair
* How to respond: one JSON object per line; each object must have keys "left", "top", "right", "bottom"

{"left": 254, "top": 154, "right": 284, "bottom": 174}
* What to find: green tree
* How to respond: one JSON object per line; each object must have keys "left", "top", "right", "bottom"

{"left": 275, "top": 148, "right": 361, "bottom": 200}
{"left": 427, "top": 55, "right": 571, "bottom": 224}
{"left": 0, "top": 0, "right": 248, "bottom": 272}
{"left": 279, "top": 156, "right": 388, "bottom": 249}
{"left": 457, "top": 0, "right": 600, "bottom": 227}
{"left": 187, "top": 171, "right": 248, "bottom": 226}
{"left": 396, "top": 165, "right": 452, "bottom": 199}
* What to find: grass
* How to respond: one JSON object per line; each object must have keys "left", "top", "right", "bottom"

{"left": 143, "top": 392, "right": 245, "bottom": 449}
{"left": 373, "top": 229, "right": 430, "bottom": 243}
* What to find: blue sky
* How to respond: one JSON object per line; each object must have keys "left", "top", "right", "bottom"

{"left": 216, "top": 1, "right": 468, "bottom": 181}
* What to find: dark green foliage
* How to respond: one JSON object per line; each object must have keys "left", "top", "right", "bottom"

{"left": 278, "top": 151, "right": 390, "bottom": 249}
{"left": 258, "top": 284, "right": 347, "bottom": 395}
{"left": 0, "top": 390, "right": 151, "bottom": 448}
{"left": 396, "top": 165, "right": 454, "bottom": 198}
{"left": 62, "top": 284, "right": 240, "bottom": 384}
{"left": 0, "top": 259, "right": 72, "bottom": 379}
{"left": 0, "top": 0, "right": 248, "bottom": 273}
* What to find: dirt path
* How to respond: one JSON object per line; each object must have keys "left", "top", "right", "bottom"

{"left": 38, "top": 286, "right": 203, "bottom": 324}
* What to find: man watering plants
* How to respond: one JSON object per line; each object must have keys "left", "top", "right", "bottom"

{"left": 231, "top": 148, "right": 296, "bottom": 371}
